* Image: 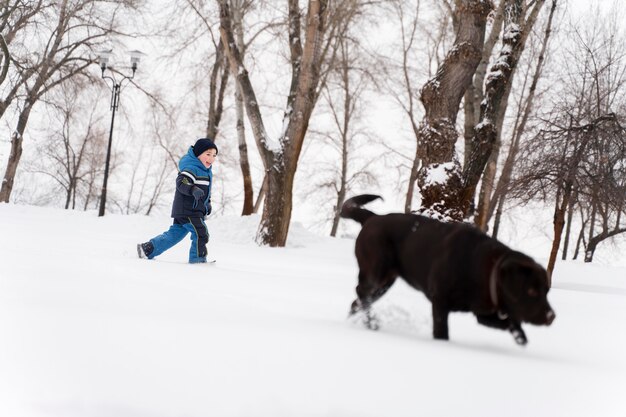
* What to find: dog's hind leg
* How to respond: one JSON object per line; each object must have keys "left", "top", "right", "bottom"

{"left": 476, "top": 313, "right": 528, "bottom": 346}
{"left": 349, "top": 270, "right": 397, "bottom": 331}
{"left": 349, "top": 298, "right": 380, "bottom": 330}
{"left": 349, "top": 285, "right": 380, "bottom": 330}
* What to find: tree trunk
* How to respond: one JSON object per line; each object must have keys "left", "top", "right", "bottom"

{"left": 586, "top": 201, "right": 597, "bottom": 260}
{"left": 330, "top": 45, "right": 351, "bottom": 236}
{"left": 0, "top": 103, "right": 33, "bottom": 202}
{"left": 547, "top": 188, "right": 571, "bottom": 285}
{"left": 463, "top": 85, "right": 478, "bottom": 170}
{"left": 65, "top": 178, "right": 73, "bottom": 209}
{"left": 405, "top": 145, "right": 420, "bottom": 213}
{"left": 463, "top": 0, "right": 505, "bottom": 169}
{"left": 330, "top": 176, "right": 346, "bottom": 237}
{"left": 236, "top": 82, "right": 254, "bottom": 216}
{"left": 485, "top": 0, "right": 557, "bottom": 229}
{"left": 562, "top": 189, "right": 576, "bottom": 260}
{"left": 584, "top": 239, "right": 598, "bottom": 263}
{"left": 547, "top": 201, "right": 565, "bottom": 285}
{"left": 461, "top": 0, "right": 547, "bottom": 218}
{"left": 474, "top": 136, "right": 499, "bottom": 228}
{"left": 466, "top": 1, "right": 507, "bottom": 224}
{"left": 585, "top": 219, "right": 604, "bottom": 263}
{"left": 585, "top": 224, "right": 626, "bottom": 263}
{"left": 572, "top": 223, "right": 585, "bottom": 260}
{"left": 330, "top": 79, "right": 351, "bottom": 235}
{"left": 0, "top": 34, "right": 9, "bottom": 87}
{"left": 546, "top": 117, "right": 582, "bottom": 279}
{"left": 415, "top": 0, "right": 492, "bottom": 220}
{"left": 253, "top": 174, "right": 268, "bottom": 214}
{"left": 474, "top": 79, "right": 516, "bottom": 228}
{"left": 206, "top": 39, "right": 229, "bottom": 140}
{"left": 259, "top": 157, "right": 294, "bottom": 247}
{"left": 231, "top": 4, "right": 254, "bottom": 216}
{"left": 491, "top": 190, "right": 505, "bottom": 238}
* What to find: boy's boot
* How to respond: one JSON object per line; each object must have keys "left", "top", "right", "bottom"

{"left": 137, "top": 242, "right": 154, "bottom": 259}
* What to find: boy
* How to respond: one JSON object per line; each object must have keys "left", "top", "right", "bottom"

{"left": 137, "top": 138, "right": 218, "bottom": 263}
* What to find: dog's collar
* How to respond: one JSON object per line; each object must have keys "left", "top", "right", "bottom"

{"left": 489, "top": 254, "right": 507, "bottom": 310}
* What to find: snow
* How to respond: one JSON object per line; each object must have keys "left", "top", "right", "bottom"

{"left": 486, "top": 68, "right": 505, "bottom": 82}
{"left": 423, "top": 162, "right": 456, "bottom": 186}
{"left": 1, "top": 203, "right": 625, "bottom": 417}
{"left": 503, "top": 23, "right": 521, "bottom": 41}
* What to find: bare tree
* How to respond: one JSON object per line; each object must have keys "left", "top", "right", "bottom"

{"left": 218, "top": 0, "right": 362, "bottom": 246}
{"left": 230, "top": 0, "right": 256, "bottom": 215}
{"left": 411, "top": 0, "right": 550, "bottom": 223}
{"left": 513, "top": 113, "right": 623, "bottom": 282}
{"left": 463, "top": 0, "right": 506, "bottom": 168}
{"left": 412, "top": 0, "right": 492, "bottom": 221}
{"left": 474, "top": 0, "right": 549, "bottom": 229}
{"left": 172, "top": 0, "right": 232, "bottom": 141}
{"left": 385, "top": 1, "right": 426, "bottom": 213}
{"left": 579, "top": 119, "right": 626, "bottom": 262}
{"left": 317, "top": 34, "right": 376, "bottom": 237}
{"left": 171, "top": 0, "right": 280, "bottom": 216}
{"left": 0, "top": 0, "right": 48, "bottom": 120}
{"left": 31, "top": 84, "right": 106, "bottom": 209}
{"left": 490, "top": 0, "right": 557, "bottom": 236}
{"left": 462, "top": 0, "right": 548, "bottom": 219}
{"left": 555, "top": 4, "right": 626, "bottom": 271}
{"left": 0, "top": 0, "right": 140, "bottom": 203}
{"left": 123, "top": 103, "right": 179, "bottom": 216}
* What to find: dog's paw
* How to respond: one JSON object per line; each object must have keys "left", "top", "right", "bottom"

{"left": 512, "top": 328, "right": 528, "bottom": 346}
{"left": 365, "top": 314, "right": 380, "bottom": 331}
{"left": 348, "top": 309, "right": 380, "bottom": 331}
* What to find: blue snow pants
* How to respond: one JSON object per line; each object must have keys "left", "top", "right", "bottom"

{"left": 148, "top": 217, "right": 209, "bottom": 263}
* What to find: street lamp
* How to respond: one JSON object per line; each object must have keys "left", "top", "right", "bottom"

{"left": 97, "top": 49, "right": 143, "bottom": 217}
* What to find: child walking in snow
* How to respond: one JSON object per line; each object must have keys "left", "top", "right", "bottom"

{"left": 137, "top": 138, "right": 218, "bottom": 263}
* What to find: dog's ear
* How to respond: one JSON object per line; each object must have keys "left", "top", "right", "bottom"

{"left": 499, "top": 254, "right": 549, "bottom": 301}
{"left": 498, "top": 258, "right": 527, "bottom": 302}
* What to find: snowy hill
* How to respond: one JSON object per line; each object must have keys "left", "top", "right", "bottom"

{"left": 0, "top": 204, "right": 625, "bottom": 417}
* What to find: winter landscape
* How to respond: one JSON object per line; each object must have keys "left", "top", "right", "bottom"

{"left": 1, "top": 204, "right": 626, "bottom": 417}
{"left": 2, "top": 0, "right": 626, "bottom": 416}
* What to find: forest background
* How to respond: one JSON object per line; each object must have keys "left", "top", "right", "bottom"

{"left": 1, "top": 0, "right": 625, "bottom": 273}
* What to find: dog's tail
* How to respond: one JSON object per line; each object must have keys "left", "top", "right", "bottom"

{"left": 340, "top": 194, "right": 382, "bottom": 225}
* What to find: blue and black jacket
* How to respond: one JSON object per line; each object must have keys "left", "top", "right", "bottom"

{"left": 171, "top": 146, "right": 213, "bottom": 218}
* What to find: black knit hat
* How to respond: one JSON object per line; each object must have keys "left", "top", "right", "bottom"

{"left": 193, "top": 138, "right": 218, "bottom": 157}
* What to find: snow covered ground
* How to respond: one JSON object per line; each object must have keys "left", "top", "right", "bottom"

{"left": 1, "top": 203, "right": 625, "bottom": 417}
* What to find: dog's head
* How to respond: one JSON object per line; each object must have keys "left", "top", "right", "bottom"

{"left": 497, "top": 253, "right": 556, "bottom": 326}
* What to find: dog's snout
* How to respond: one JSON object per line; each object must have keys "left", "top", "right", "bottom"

{"left": 546, "top": 309, "right": 556, "bottom": 325}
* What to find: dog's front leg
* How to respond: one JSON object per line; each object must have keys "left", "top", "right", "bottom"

{"left": 476, "top": 313, "right": 527, "bottom": 346}
{"left": 432, "top": 304, "right": 449, "bottom": 340}
{"left": 476, "top": 312, "right": 510, "bottom": 330}
{"left": 508, "top": 321, "right": 527, "bottom": 346}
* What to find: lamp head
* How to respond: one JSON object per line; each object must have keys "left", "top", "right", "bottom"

{"left": 98, "top": 49, "right": 112, "bottom": 72}
{"left": 129, "top": 50, "right": 144, "bottom": 72}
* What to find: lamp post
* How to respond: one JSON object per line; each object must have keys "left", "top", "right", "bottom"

{"left": 97, "top": 49, "right": 142, "bottom": 217}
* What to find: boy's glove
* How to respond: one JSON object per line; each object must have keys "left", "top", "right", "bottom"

{"left": 207, "top": 200, "right": 212, "bottom": 215}
{"left": 191, "top": 186, "right": 204, "bottom": 201}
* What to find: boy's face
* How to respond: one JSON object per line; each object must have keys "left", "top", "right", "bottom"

{"left": 198, "top": 149, "right": 217, "bottom": 168}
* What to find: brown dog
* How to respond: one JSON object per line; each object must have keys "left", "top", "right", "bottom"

{"left": 341, "top": 194, "right": 555, "bottom": 345}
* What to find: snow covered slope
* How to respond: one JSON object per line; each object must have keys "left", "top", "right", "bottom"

{"left": 0, "top": 204, "right": 624, "bottom": 417}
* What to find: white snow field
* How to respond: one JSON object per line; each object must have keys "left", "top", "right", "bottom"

{"left": 1, "top": 203, "right": 625, "bottom": 417}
